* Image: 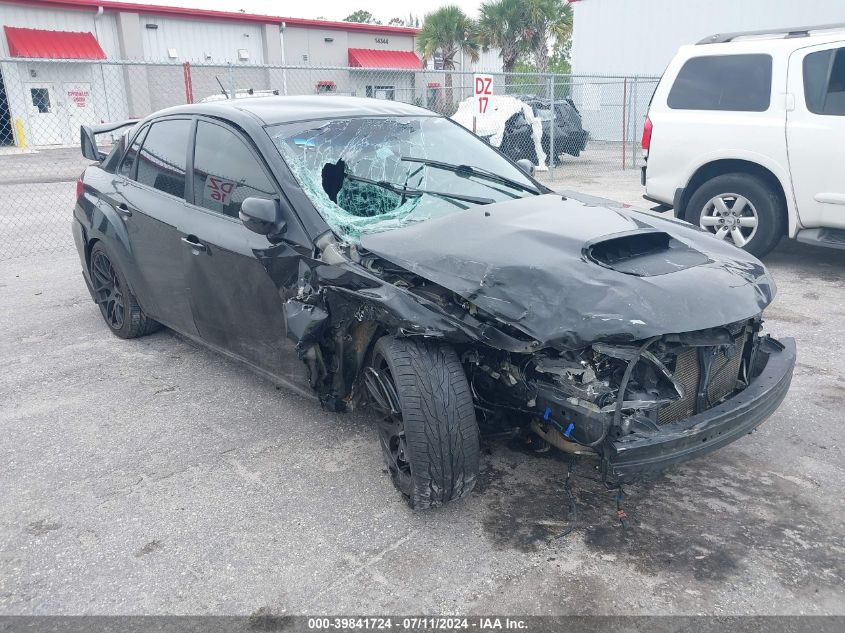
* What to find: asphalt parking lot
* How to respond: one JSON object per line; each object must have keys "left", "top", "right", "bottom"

{"left": 1, "top": 147, "right": 844, "bottom": 616}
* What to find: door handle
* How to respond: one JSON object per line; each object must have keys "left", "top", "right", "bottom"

{"left": 116, "top": 202, "right": 132, "bottom": 217}
{"left": 181, "top": 236, "right": 208, "bottom": 253}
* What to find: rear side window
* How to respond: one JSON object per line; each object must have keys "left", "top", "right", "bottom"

{"left": 668, "top": 54, "right": 772, "bottom": 111}
{"left": 191, "top": 121, "right": 276, "bottom": 218}
{"left": 136, "top": 119, "right": 191, "bottom": 198}
{"left": 803, "top": 47, "right": 845, "bottom": 115}
{"left": 117, "top": 126, "right": 148, "bottom": 179}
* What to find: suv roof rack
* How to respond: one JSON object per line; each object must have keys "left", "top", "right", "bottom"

{"left": 697, "top": 23, "right": 845, "bottom": 45}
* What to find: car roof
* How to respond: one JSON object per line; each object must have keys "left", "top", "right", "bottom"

{"left": 678, "top": 30, "right": 845, "bottom": 58}
{"left": 153, "top": 95, "right": 436, "bottom": 126}
{"left": 697, "top": 23, "right": 845, "bottom": 45}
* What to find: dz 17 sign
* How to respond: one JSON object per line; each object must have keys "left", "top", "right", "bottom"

{"left": 474, "top": 74, "right": 494, "bottom": 115}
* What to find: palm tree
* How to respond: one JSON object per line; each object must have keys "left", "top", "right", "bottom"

{"left": 478, "top": 0, "right": 524, "bottom": 84}
{"left": 523, "top": 0, "right": 573, "bottom": 76}
{"left": 417, "top": 6, "right": 479, "bottom": 106}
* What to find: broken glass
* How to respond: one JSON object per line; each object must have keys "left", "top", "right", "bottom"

{"left": 268, "top": 116, "right": 537, "bottom": 242}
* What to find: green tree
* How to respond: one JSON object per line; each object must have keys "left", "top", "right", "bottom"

{"left": 344, "top": 10, "right": 381, "bottom": 24}
{"left": 478, "top": 0, "right": 524, "bottom": 82}
{"left": 523, "top": 0, "right": 572, "bottom": 76}
{"left": 417, "top": 5, "right": 479, "bottom": 105}
{"left": 511, "top": 55, "right": 571, "bottom": 98}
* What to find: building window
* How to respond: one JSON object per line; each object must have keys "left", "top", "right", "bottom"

{"left": 366, "top": 85, "right": 395, "bottom": 100}
{"left": 30, "top": 88, "right": 51, "bottom": 113}
{"left": 316, "top": 81, "right": 336, "bottom": 94}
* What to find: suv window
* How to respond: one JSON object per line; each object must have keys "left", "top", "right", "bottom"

{"left": 803, "top": 47, "right": 845, "bottom": 115}
{"left": 117, "top": 125, "right": 148, "bottom": 179}
{"left": 136, "top": 119, "right": 191, "bottom": 198}
{"left": 668, "top": 54, "right": 772, "bottom": 112}
{"left": 191, "top": 121, "right": 276, "bottom": 218}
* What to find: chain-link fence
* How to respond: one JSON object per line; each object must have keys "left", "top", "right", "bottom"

{"left": 0, "top": 57, "right": 658, "bottom": 259}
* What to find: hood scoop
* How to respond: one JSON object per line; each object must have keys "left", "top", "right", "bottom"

{"left": 360, "top": 195, "right": 774, "bottom": 350}
{"left": 585, "top": 230, "right": 711, "bottom": 277}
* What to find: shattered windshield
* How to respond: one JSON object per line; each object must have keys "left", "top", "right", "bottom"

{"left": 268, "top": 116, "right": 538, "bottom": 241}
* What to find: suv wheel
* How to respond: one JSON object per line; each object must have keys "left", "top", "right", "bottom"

{"left": 365, "top": 336, "right": 480, "bottom": 509}
{"left": 686, "top": 173, "right": 784, "bottom": 258}
{"left": 89, "top": 243, "right": 161, "bottom": 339}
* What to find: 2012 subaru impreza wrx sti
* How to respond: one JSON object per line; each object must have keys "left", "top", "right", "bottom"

{"left": 74, "top": 96, "right": 795, "bottom": 509}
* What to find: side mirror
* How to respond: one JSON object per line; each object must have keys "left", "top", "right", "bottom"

{"left": 80, "top": 126, "right": 105, "bottom": 162}
{"left": 240, "top": 197, "right": 287, "bottom": 240}
{"left": 516, "top": 158, "right": 535, "bottom": 177}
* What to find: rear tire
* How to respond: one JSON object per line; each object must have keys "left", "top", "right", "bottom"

{"left": 89, "top": 242, "right": 161, "bottom": 339}
{"left": 368, "top": 336, "right": 480, "bottom": 509}
{"left": 685, "top": 173, "right": 784, "bottom": 258}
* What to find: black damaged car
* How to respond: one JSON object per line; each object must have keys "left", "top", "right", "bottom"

{"left": 518, "top": 95, "right": 589, "bottom": 161}
{"left": 74, "top": 97, "right": 795, "bottom": 509}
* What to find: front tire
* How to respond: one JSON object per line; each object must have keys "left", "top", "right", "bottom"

{"left": 367, "top": 336, "right": 480, "bottom": 509}
{"left": 89, "top": 242, "right": 160, "bottom": 339}
{"left": 686, "top": 173, "right": 784, "bottom": 258}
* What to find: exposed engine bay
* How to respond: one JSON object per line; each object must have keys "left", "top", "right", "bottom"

{"left": 269, "top": 209, "right": 792, "bottom": 485}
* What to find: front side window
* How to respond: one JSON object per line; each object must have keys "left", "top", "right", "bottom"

{"left": 803, "top": 47, "right": 845, "bottom": 115}
{"left": 269, "top": 116, "right": 538, "bottom": 241}
{"left": 191, "top": 121, "right": 276, "bottom": 218}
{"left": 668, "top": 54, "right": 772, "bottom": 112}
{"left": 136, "top": 119, "right": 191, "bottom": 198}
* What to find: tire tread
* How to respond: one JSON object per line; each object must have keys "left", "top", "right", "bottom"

{"left": 373, "top": 336, "right": 480, "bottom": 509}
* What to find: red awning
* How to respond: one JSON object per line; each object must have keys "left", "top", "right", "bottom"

{"left": 4, "top": 26, "right": 106, "bottom": 60}
{"left": 348, "top": 48, "right": 421, "bottom": 70}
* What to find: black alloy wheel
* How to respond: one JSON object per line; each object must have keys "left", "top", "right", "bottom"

{"left": 368, "top": 350, "right": 414, "bottom": 498}
{"left": 91, "top": 249, "right": 126, "bottom": 330}
{"left": 88, "top": 242, "right": 160, "bottom": 339}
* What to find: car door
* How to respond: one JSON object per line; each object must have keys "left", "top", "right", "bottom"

{"left": 787, "top": 41, "right": 845, "bottom": 230}
{"left": 181, "top": 118, "right": 308, "bottom": 387}
{"left": 110, "top": 117, "right": 199, "bottom": 336}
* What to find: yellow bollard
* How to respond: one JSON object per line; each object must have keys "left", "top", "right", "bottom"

{"left": 14, "top": 118, "right": 26, "bottom": 149}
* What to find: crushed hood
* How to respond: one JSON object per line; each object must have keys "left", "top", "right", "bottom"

{"left": 359, "top": 193, "right": 777, "bottom": 350}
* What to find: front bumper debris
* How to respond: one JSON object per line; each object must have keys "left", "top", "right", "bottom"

{"left": 603, "top": 337, "right": 796, "bottom": 483}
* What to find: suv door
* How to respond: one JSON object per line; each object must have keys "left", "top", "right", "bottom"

{"left": 787, "top": 42, "right": 845, "bottom": 230}
{"left": 182, "top": 118, "right": 309, "bottom": 388}
{"left": 110, "top": 117, "right": 198, "bottom": 335}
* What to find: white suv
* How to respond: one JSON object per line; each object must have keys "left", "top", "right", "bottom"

{"left": 642, "top": 24, "right": 845, "bottom": 257}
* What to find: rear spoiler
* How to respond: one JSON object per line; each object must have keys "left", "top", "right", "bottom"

{"left": 80, "top": 119, "right": 139, "bottom": 162}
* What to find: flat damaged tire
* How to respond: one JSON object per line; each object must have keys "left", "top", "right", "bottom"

{"left": 370, "top": 336, "right": 480, "bottom": 509}
{"left": 89, "top": 242, "right": 161, "bottom": 339}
